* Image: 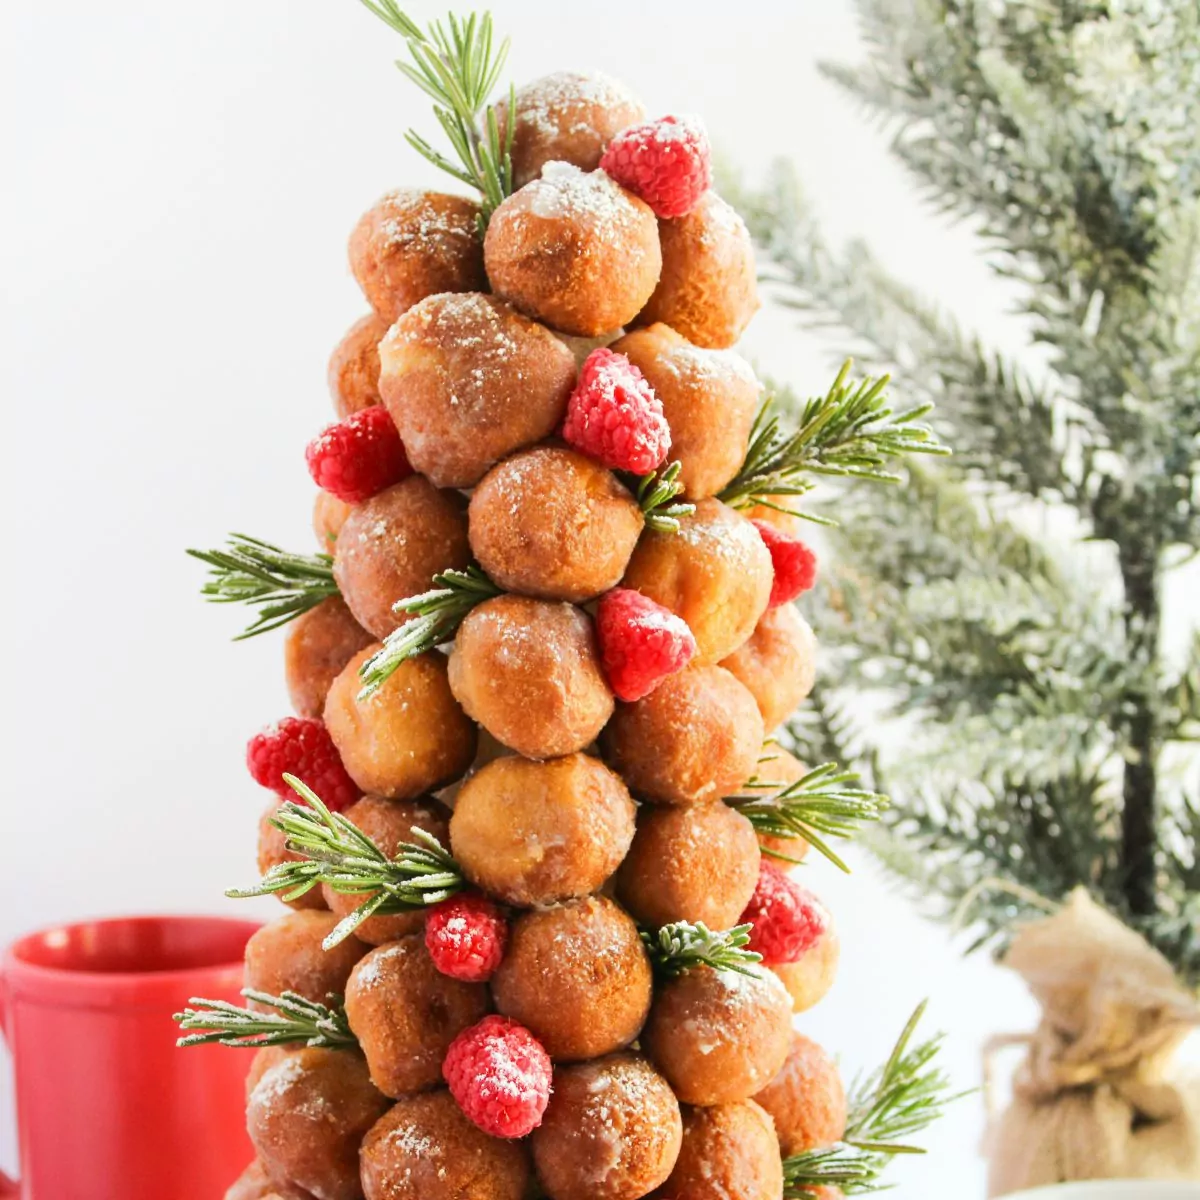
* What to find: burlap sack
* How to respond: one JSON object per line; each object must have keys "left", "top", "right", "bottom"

{"left": 985, "top": 889, "right": 1200, "bottom": 1196}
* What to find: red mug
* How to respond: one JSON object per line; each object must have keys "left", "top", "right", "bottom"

{"left": 0, "top": 914, "right": 260, "bottom": 1200}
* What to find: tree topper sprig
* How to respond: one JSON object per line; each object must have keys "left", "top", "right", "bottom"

{"left": 783, "top": 1001, "right": 960, "bottom": 1196}
{"left": 729, "top": 759, "right": 889, "bottom": 873}
{"left": 228, "top": 775, "right": 464, "bottom": 947}
{"left": 187, "top": 535, "right": 338, "bottom": 639}
{"left": 357, "top": 565, "right": 502, "bottom": 698}
{"left": 641, "top": 921, "right": 763, "bottom": 979}
{"left": 174, "top": 989, "right": 356, "bottom": 1050}
{"left": 358, "top": 2, "right": 514, "bottom": 224}
{"left": 719, "top": 361, "right": 949, "bottom": 523}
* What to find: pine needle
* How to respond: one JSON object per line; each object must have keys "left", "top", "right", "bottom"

{"left": 187, "top": 535, "right": 338, "bottom": 638}
{"left": 629, "top": 461, "right": 696, "bottom": 533}
{"left": 641, "top": 921, "right": 763, "bottom": 979}
{"left": 174, "top": 989, "right": 356, "bottom": 1050}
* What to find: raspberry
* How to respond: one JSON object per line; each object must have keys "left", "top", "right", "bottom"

{"left": 245, "top": 717, "right": 360, "bottom": 812}
{"left": 562, "top": 348, "right": 670, "bottom": 475}
{"left": 442, "top": 1015, "right": 552, "bottom": 1139}
{"left": 425, "top": 892, "right": 509, "bottom": 982}
{"left": 739, "top": 861, "right": 831, "bottom": 965}
{"left": 600, "top": 115, "right": 712, "bottom": 219}
{"left": 305, "top": 406, "right": 411, "bottom": 504}
{"left": 752, "top": 520, "right": 818, "bottom": 607}
{"left": 596, "top": 588, "right": 697, "bottom": 702}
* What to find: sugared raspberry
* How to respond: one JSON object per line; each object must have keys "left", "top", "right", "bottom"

{"left": 739, "top": 861, "right": 831, "bottom": 965}
{"left": 246, "top": 717, "right": 360, "bottom": 812}
{"left": 442, "top": 1015, "right": 552, "bottom": 1139}
{"left": 425, "top": 892, "right": 509, "bottom": 982}
{"left": 600, "top": 115, "right": 712, "bottom": 219}
{"left": 596, "top": 588, "right": 697, "bottom": 702}
{"left": 562, "top": 348, "right": 670, "bottom": 475}
{"left": 305, "top": 406, "right": 411, "bottom": 504}
{"left": 752, "top": 519, "right": 818, "bottom": 607}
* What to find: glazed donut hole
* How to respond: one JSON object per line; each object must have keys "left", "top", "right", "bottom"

{"left": 450, "top": 753, "right": 635, "bottom": 907}
{"left": 224, "top": 1158, "right": 316, "bottom": 1200}
{"left": 612, "top": 324, "right": 760, "bottom": 500}
{"left": 660, "top": 1100, "right": 783, "bottom": 1200}
{"left": 484, "top": 164, "right": 662, "bottom": 337}
{"left": 720, "top": 604, "right": 818, "bottom": 733}
{"left": 448, "top": 595, "right": 613, "bottom": 760}
{"left": 621, "top": 498, "right": 774, "bottom": 663}
{"left": 243, "top": 911, "right": 367, "bottom": 1011}
{"left": 642, "top": 965, "right": 793, "bottom": 1106}
{"left": 327, "top": 312, "right": 387, "bottom": 419}
{"left": 491, "top": 895, "right": 652, "bottom": 1061}
{"left": 324, "top": 647, "right": 477, "bottom": 801}
{"left": 637, "top": 191, "right": 759, "bottom": 350}
{"left": 246, "top": 1047, "right": 296, "bottom": 1102}
{"left": 619, "top": 801, "right": 758, "bottom": 931}
{"left": 379, "top": 292, "right": 577, "bottom": 488}
{"left": 247, "top": 1047, "right": 388, "bottom": 1200}
{"left": 283, "top": 597, "right": 373, "bottom": 720}
{"left": 753, "top": 1032, "right": 847, "bottom": 1158}
{"left": 772, "top": 920, "right": 841, "bottom": 1014}
{"left": 750, "top": 746, "right": 811, "bottom": 864}
{"left": 312, "top": 491, "right": 352, "bottom": 555}
{"left": 360, "top": 1090, "right": 532, "bottom": 1200}
{"left": 332, "top": 476, "right": 470, "bottom": 640}
{"left": 600, "top": 663, "right": 764, "bottom": 806}
{"left": 531, "top": 1053, "right": 682, "bottom": 1200}
{"left": 321, "top": 795, "right": 451, "bottom": 944}
{"left": 615, "top": 801, "right": 760, "bottom": 930}
{"left": 497, "top": 70, "right": 646, "bottom": 190}
{"left": 344, "top": 934, "right": 489, "bottom": 1098}
{"left": 468, "top": 444, "right": 644, "bottom": 602}
{"left": 349, "top": 189, "right": 486, "bottom": 325}
{"left": 257, "top": 803, "right": 329, "bottom": 912}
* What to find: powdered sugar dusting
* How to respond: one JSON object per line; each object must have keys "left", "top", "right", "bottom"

{"left": 513, "top": 70, "right": 642, "bottom": 141}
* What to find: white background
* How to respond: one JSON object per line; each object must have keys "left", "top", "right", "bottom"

{"left": 0, "top": 3, "right": 1048, "bottom": 1193}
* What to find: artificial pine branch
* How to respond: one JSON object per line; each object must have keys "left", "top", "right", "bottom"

{"left": 187, "top": 535, "right": 338, "bottom": 638}
{"left": 717, "top": 362, "right": 947, "bottom": 520}
{"left": 357, "top": 566, "right": 501, "bottom": 698}
{"left": 630, "top": 461, "right": 696, "bottom": 533}
{"left": 729, "top": 759, "right": 889, "bottom": 873}
{"left": 174, "top": 989, "right": 356, "bottom": 1050}
{"left": 357, "top": 3, "right": 514, "bottom": 223}
{"left": 641, "top": 921, "right": 763, "bottom": 980}
{"left": 228, "top": 775, "right": 464, "bottom": 946}
{"left": 783, "top": 1001, "right": 957, "bottom": 1197}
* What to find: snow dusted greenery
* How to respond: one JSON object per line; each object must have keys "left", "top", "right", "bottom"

{"left": 726, "top": 0, "right": 1200, "bottom": 979}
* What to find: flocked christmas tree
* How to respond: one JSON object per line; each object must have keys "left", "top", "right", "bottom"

{"left": 178, "top": 6, "right": 955, "bottom": 1199}
{"left": 726, "top": 0, "right": 1200, "bottom": 1191}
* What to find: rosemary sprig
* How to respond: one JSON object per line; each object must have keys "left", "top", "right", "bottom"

{"left": 358, "top": 3, "right": 514, "bottom": 223}
{"left": 641, "top": 921, "right": 763, "bottom": 979}
{"left": 187, "top": 534, "right": 338, "bottom": 639}
{"left": 228, "top": 775, "right": 465, "bottom": 947}
{"left": 628, "top": 461, "right": 696, "bottom": 534}
{"left": 174, "top": 989, "right": 356, "bottom": 1050}
{"left": 357, "top": 566, "right": 502, "bottom": 699}
{"left": 783, "top": 1001, "right": 958, "bottom": 1197}
{"left": 718, "top": 362, "right": 949, "bottom": 520}
{"left": 729, "top": 761, "right": 889, "bottom": 874}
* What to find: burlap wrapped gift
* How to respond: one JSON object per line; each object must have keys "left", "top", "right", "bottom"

{"left": 986, "top": 889, "right": 1200, "bottom": 1196}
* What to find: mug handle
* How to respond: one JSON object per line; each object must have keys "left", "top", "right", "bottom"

{"left": 0, "top": 983, "right": 17, "bottom": 1197}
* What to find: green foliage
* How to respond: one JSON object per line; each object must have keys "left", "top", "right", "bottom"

{"left": 640, "top": 921, "right": 763, "bottom": 980}
{"left": 175, "top": 989, "right": 356, "bottom": 1050}
{"left": 729, "top": 0, "right": 1200, "bottom": 977}
{"left": 631, "top": 461, "right": 695, "bottom": 533}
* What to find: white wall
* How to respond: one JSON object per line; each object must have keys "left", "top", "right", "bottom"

{"left": 0, "top": 3, "right": 1042, "bottom": 1193}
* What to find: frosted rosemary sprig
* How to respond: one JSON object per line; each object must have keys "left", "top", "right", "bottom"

{"left": 783, "top": 1002, "right": 958, "bottom": 1197}
{"left": 174, "top": 989, "right": 356, "bottom": 1050}
{"left": 358, "top": 3, "right": 514, "bottom": 223}
{"left": 718, "top": 362, "right": 948, "bottom": 520}
{"left": 629, "top": 460, "right": 696, "bottom": 533}
{"left": 357, "top": 566, "right": 501, "bottom": 699}
{"left": 641, "top": 921, "right": 763, "bottom": 980}
{"left": 187, "top": 534, "right": 338, "bottom": 639}
{"left": 228, "top": 775, "right": 464, "bottom": 947}
{"left": 729, "top": 760, "right": 889, "bottom": 873}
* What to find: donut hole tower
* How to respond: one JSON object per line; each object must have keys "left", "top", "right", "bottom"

{"left": 179, "top": 7, "right": 954, "bottom": 1200}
